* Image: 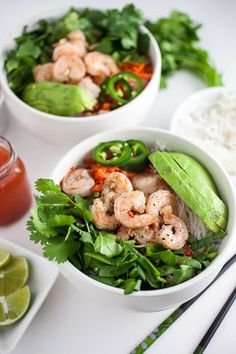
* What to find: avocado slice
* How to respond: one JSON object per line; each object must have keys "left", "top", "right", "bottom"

{"left": 149, "top": 151, "right": 221, "bottom": 232}
{"left": 167, "top": 152, "right": 227, "bottom": 229}
{"left": 169, "top": 152, "right": 217, "bottom": 193}
{"left": 149, "top": 151, "right": 228, "bottom": 232}
{"left": 22, "top": 81, "right": 96, "bottom": 116}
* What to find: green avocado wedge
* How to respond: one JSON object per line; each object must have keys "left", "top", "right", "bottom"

{"left": 169, "top": 152, "right": 218, "bottom": 193}
{"left": 22, "top": 81, "right": 96, "bottom": 116}
{"left": 149, "top": 151, "right": 228, "bottom": 232}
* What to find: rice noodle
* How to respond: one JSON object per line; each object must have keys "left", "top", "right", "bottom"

{"left": 176, "top": 196, "right": 209, "bottom": 239}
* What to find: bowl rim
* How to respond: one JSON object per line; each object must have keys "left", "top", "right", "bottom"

{"left": 0, "top": 6, "right": 161, "bottom": 122}
{"left": 170, "top": 86, "right": 235, "bottom": 132}
{"left": 52, "top": 127, "right": 236, "bottom": 297}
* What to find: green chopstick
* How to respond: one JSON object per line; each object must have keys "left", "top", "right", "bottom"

{"left": 131, "top": 254, "right": 236, "bottom": 354}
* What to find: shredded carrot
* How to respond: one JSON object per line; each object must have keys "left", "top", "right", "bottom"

{"left": 134, "top": 63, "right": 145, "bottom": 74}
{"left": 101, "top": 102, "right": 110, "bottom": 110}
{"left": 120, "top": 62, "right": 153, "bottom": 81}
{"left": 84, "top": 162, "right": 136, "bottom": 193}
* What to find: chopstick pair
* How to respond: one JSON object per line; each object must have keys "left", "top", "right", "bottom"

{"left": 131, "top": 254, "right": 236, "bottom": 354}
{"left": 193, "top": 284, "right": 236, "bottom": 354}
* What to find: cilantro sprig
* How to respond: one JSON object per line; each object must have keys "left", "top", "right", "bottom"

{"left": 145, "top": 10, "right": 223, "bottom": 88}
{"left": 28, "top": 178, "right": 221, "bottom": 294}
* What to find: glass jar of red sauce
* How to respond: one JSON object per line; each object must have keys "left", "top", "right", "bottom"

{"left": 0, "top": 137, "right": 32, "bottom": 226}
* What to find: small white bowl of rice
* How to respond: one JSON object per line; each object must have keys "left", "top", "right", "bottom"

{"left": 170, "top": 87, "right": 236, "bottom": 176}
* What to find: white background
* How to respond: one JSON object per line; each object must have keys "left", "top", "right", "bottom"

{"left": 0, "top": 1, "right": 236, "bottom": 353}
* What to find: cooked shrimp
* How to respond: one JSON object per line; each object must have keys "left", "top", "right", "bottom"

{"left": 98, "top": 109, "right": 110, "bottom": 114}
{"left": 102, "top": 172, "right": 133, "bottom": 199}
{"left": 67, "top": 29, "right": 88, "bottom": 52}
{"left": 116, "top": 224, "right": 159, "bottom": 244}
{"left": 114, "top": 191, "right": 155, "bottom": 228}
{"left": 67, "top": 29, "right": 87, "bottom": 44}
{"left": 146, "top": 190, "right": 177, "bottom": 218}
{"left": 78, "top": 76, "right": 101, "bottom": 99}
{"left": 132, "top": 172, "right": 170, "bottom": 195}
{"left": 53, "top": 41, "right": 86, "bottom": 61}
{"left": 132, "top": 225, "right": 159, "bottom": 244}
{"left": 53, "top": 56, "right": 86, "bottom": 83}
{"left": 157, "top": 212, "right": 188, "bottom": 250}
{"left": 61, "top": 168, "right": 95, "bottom": 197}
{"left": 116, "top": 225, "right": 131, "bottom": 241}
{"left": 91, "top": 198, "right": 120, "bottom": 230}
{"left": 34, "top": 63, "right": 54, "bottom": 82}
{"left": 84, "top": 52, "right": 120, "bottom": 78}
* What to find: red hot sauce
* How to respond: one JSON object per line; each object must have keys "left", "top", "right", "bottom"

{"left": 0, "top": 137, "right": 32, "bottom": 226}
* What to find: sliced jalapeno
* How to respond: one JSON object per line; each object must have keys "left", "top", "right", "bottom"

{"left": 122, "top": 140, "right": 149, "bottom": 172}
{"left": 100, "top": 72, "right": 143, "bottom": 106}
{"left": 93, "top": 140, "right": 131, "bottom": 167}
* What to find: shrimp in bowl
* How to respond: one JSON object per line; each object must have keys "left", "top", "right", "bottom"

{"left": 4, "top": 6, "right": 157, "bottom": 119}
{"left": 28, "top": 130, "right": 231, "bottom": 310}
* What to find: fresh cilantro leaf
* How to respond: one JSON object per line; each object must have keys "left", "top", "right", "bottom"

{"left": 16, "top": 40, "right": 41, "bottom": 59}
{"left": 5, "top": 59, "right": 19, "bottom": 74}
{"left": 145, "top": 10, "right": 222, "bottom": 87}
{"left": 138, "top": 32, "right": 150, "bottom": 54}
{"left": 63, "top": 10, "right": 80, "bottom": 32}
{"left": 35, "top": 179, "right": 61, "bottom": 193}
{"left": 43, "top": 237, "right": 79, "bottom": 263}
{"left": 46, "top": 214, "right": 76, "bottom": 227}
{"left": 95, "top": 38, "right": 113, "bottom": 54}
{"left": 73, "top": 195, "right": 92, "bottom": 222}
{"left": 121, "top": 29, "right": 138, "bottom": 50}
{"left": 36, "top": 191, "right": 71, "bottom": 206}
{"left": 31, "top": 209, "right": 57, "bottom": 237}
{"left": 27, "top": 218, "right": 48, "bottom": 245}
{"left": 37, "top": 205, "right": 67, "bottom": 223}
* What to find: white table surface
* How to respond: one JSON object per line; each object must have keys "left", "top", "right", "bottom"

{"left": 1, "top": 1, "right": 236, "bottom": 353}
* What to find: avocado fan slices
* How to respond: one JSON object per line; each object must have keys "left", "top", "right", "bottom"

{"left": 149, "top": 151, "right": 228, "bottom": 232}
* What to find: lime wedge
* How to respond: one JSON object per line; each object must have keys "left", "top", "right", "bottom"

{"left": 0, "top": 258, "right": 29, "bottom": 296}
{"left": 0, "top": 286, "right": 30, "bottom": 326}
{"left": 0, "top": 250, "right": 11, "bottom": 268}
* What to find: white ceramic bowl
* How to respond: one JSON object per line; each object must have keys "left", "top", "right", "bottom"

{"left": 170, "top": 86, "right": 233, "bottom": 133}
{"left": 0, "top": 9, "right": 161, "bottom": 149}
{"left": 170, "top": 87, "right": 236, "bottom": 176}
{"left": 51, "top": 127, "right": 236, "bottom": 312}
{"left": 0, "top": 237, "right": 58, "bottom": 353}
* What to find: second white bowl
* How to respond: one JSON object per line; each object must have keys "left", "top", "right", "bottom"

{"left": 0, "top": 9, "right": 161, "bottom": 148}
{"left": 51, "top": 127, "right": 236, "bottom": 312}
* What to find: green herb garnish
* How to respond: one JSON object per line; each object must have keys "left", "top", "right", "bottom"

{"left": 145, "top": 10, "right": 223, "bottom": 87}
{"left": 28, "top": 178, "right": 221, "bottom": 294}
{"left": 5, "top": 5, "right": 222, "bottom": 97}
